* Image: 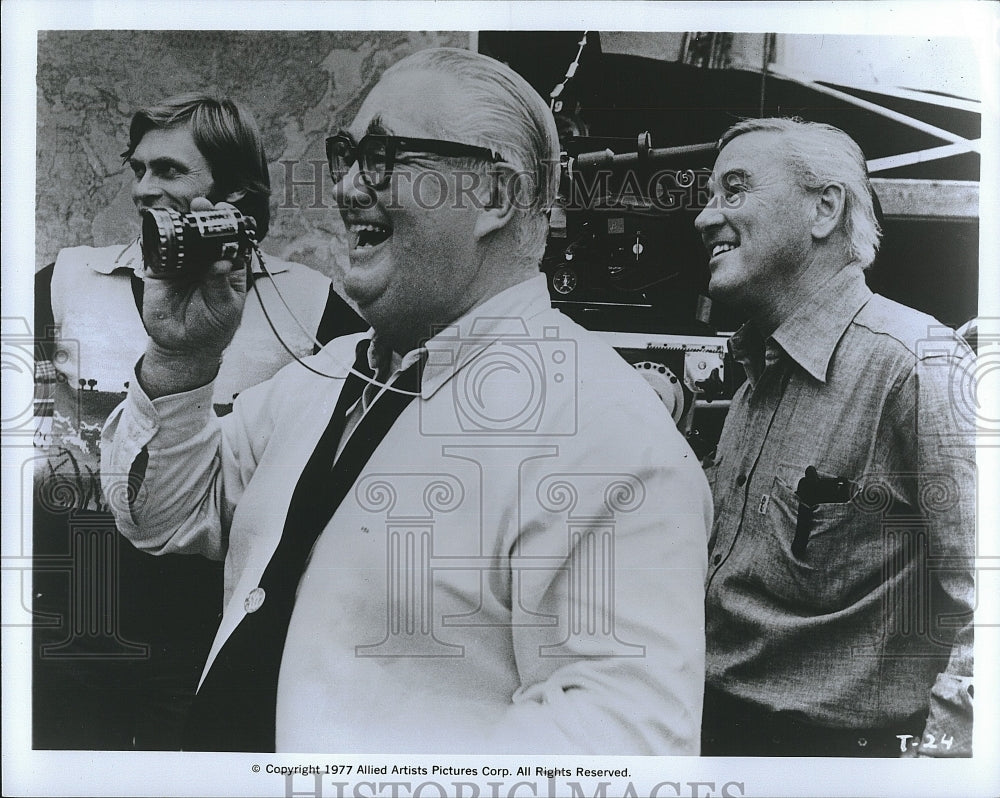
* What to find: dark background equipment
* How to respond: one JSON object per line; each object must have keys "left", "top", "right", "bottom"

{"left": 479, "top": 30, "right": 980, "bottom": 458}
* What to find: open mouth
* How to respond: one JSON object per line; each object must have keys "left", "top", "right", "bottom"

{"left": 349, "top": 222, "right": 391, "bottom": 250}
{"left": 710, "top": 242, "right": 737, "bottom": 259}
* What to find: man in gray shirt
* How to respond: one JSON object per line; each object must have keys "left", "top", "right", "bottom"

{"left": 696, "top": 117, "right": 974, "bottom": 757}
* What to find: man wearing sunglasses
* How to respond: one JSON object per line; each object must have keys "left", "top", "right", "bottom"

{"left": 102, "top": 48, "right": 710, "bottom": 754}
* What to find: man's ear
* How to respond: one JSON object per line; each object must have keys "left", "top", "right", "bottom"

{"left": 474, "top": 163, "right": 518, "bottom": 241}
{"left": 811, "top": 182, "right": 845, "bottom": 241}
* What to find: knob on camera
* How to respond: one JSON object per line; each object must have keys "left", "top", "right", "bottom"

{"left": 140, "top": 207, "right": 257, "bottom": 278}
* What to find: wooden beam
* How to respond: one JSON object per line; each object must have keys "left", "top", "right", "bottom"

{"left": 871, "top": 178, "right": 979, "bottom": 221}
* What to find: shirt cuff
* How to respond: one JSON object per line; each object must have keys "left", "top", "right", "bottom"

{"left": 918, "top": 672, "right": 973, "bottom": 757}
{"left": 119, "top": 360, "right": 217, "bottom": 450}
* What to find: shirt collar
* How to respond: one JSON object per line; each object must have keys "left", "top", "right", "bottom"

{"left": 365, "top": 274, "right": 553, "bottom": 401}
{"left": 90, "top": 237, "right": 290, "bottom": 277}
{"left": 89, "top": 239, "right": 143, "bottom": 275}
{"left": 730, "top": 264, "right": 872, "bottom": 385}
{"left": 364, "top": 338, "right": 421, "bottom": 382}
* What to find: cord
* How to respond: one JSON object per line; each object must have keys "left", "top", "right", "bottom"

{"left": 549, "top": 33, "right": 589, "bottom": 112}
{"left": 249, "top": 245, "right": 421, "bottom": 396}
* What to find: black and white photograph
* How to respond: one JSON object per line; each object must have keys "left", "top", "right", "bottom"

{"left": 2, "top": 2, "right": 998, "bottom": 796}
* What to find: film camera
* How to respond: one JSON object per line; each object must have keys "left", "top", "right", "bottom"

{"left": 140, "top": 207, "right": 257, "bottom": 277}
{"left": 543, "top": 134, "right": 715, "bottom": 312}
{"left": 545, "top": 135, "right": 742, "bottom": 459}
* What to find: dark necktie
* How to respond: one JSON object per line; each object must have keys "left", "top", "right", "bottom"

{"left": 184, "top": 340, "right": 420, "bottom": 751}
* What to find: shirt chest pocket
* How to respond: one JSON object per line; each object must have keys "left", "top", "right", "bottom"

{"left": 759, "top": 464, "right": 888, "bottom": 613}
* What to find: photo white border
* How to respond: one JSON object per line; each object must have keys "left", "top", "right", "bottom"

{"left": 3, "top": 2, "right": 998, "bottom": 796}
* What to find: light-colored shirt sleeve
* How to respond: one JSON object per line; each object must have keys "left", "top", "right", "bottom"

{"left": 101, "top": 362, "right": 271, "bottom": 561}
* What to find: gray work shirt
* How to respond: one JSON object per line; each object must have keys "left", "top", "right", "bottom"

{"left": 706, "top": 264, "right": 975, "bottom": 754}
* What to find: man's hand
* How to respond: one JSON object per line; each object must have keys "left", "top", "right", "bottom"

{"left": 138, "top": 198, "right": 249, "bottom": 398}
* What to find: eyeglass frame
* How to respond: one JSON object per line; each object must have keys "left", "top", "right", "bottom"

{"left": 326, "top": 130, "right": 502, "bottom": 191}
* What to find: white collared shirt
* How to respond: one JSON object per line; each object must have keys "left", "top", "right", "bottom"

{"left": 49, "top": 239, "right": 329, "bottom": 406}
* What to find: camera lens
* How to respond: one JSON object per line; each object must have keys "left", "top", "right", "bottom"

{"left": 141, "top": 207, "right": 183, "bottom": 276}
{"left": 140, "top": 207, "right": 256, "bottom": 277}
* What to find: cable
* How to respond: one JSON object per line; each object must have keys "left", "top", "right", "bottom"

{"left": 249, "top": 245, "right": 420, "bottom": 396}
{"left": 758, "top": 33, "right": 773, "bottom": 117}
{"left": 549, "top": 32, "right": 589, "bottom": 112}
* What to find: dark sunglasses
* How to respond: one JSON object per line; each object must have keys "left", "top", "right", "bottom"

{"left": 326, "top": 131, "right": 500, "bottom": 190}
